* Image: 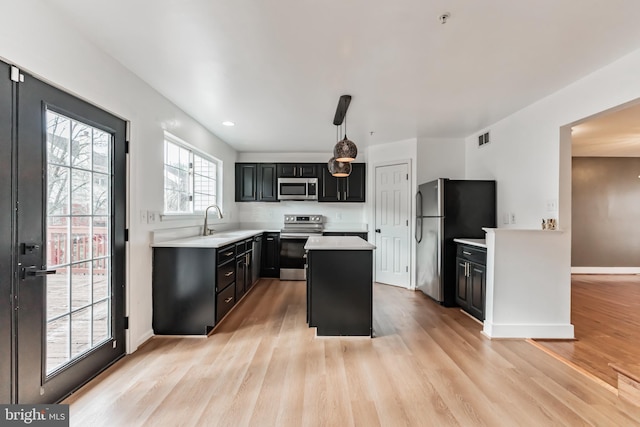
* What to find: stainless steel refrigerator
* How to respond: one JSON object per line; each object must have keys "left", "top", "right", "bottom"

{"left": 415, "top": 178, "right": 496, "bottom": 306}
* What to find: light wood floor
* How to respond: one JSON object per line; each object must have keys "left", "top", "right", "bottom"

{"left": 535, "top": 274, "right": 640, "bottom": 389}
{"left": 64, "top": 279, "right": 640, "bottom": 426}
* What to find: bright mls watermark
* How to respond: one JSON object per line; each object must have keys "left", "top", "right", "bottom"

{"left": 0, "top": 405, "right": 68, "bottom": 426}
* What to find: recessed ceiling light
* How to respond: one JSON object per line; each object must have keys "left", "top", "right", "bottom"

{"left": 222, "top": 121, "right": 235, "bottom": 127}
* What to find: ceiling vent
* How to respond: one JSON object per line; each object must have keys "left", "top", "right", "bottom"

{"left": 478, "top": 131, "right": 490, "bottom": 147}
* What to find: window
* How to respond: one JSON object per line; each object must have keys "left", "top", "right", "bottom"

{"left": 163, "top": 133, "right": 221, "bottom": 214}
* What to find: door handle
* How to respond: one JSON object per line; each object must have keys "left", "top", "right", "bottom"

{"left": 375, "top": 229, "right": 381, "bottom": 233}
{"left": 21, "top": 266, "right": 56, "bottom": 280}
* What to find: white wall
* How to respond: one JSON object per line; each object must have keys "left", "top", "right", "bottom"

{"left": 0, "top": 0, "right": 239, "bottom": 351}
{"left": 465, "top": 47, "right": 640, "bottom": 231}
{"left": 416, "top": 137, "right": 466, "bottom": 184}
{"left": 464, "top": 47, "right": 640, "bottom": 337}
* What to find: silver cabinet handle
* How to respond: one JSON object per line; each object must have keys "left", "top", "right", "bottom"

{"left": 224, "top": 297, "right": 233, "bottom": 303}
{"left": 225, "top": 271, "right": 234, "bottom": 277}
{"left": 463, "top": 251, "right": 472, "bottom": 256}
{"left": 267, "top": 238, "right": 274, "bottom": 241}
{"left": 224, "top": 251, "right": 234, "bottom": 256}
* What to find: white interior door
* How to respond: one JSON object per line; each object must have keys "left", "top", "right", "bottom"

{"left": 374, "top": 163, "right": 410, "bottom": 288}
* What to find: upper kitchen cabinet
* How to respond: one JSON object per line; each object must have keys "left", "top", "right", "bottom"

{"left": 276, "top": 163, "right": 317, "bottom": 178}
{"left": 235, "top": 163, "right": 278, "bottom": 202}
{"left": 318, "top": 163, "right": 366, "bottom": 202}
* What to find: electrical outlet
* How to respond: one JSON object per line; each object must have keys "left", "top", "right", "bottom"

{"left": 510, "top": 212, "right": 516, "bottom": 224}
{"left": 546, "top": 199, "right": 558, "bottom": 212}
{"left": 503, "top": 213, "right": 510, "bottom": 225}
{"left": 147, "top": 210, "right": 157, "bottom": 224}
{"left": 140, "top": 210, "right": 148, "bottom": 223}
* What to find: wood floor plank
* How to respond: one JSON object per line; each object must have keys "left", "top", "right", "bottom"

{"left": 535, "top": 274, "right": 640, "bottom": 388}
{"left": 64, "top": 280, "right": 640, "bottom": 426}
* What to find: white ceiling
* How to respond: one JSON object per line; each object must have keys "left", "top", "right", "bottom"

{"left": 46, "top": 0, "right": 640, "bottom": 154}
{"left": 572, "top": 103, "right": 640, "bottom": 157}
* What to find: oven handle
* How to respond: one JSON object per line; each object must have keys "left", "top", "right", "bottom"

{"left": 280, "top": 233, "right": 319, "bottom": 239}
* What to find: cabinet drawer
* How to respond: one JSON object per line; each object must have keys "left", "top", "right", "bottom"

{"left": 235, "top": 240, "right": 246, "bottom": 255}
{"left": 216, "top": 283, "right": 236, "bottom": 322}
{"left": 456, "top": 245, "right": 486, "bottom": 265}
{"left": 217, "top": 261, "right": 236, "bottom": 290}
{"left": 218, "top": 245, "right": 236, "bottom": 264}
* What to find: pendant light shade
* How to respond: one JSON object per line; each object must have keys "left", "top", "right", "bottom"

{"left": 333, "top": 135, "right": 357, "bottom": 162}
{"left": 328, "top": 156, "right": 352, "bottom": 177}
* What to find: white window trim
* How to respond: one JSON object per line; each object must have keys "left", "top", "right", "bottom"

{"left": 163, "top": 131, "right": 223, "bottom": 216}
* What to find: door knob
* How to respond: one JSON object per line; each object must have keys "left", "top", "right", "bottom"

{"left": 375, "top": 229, "right": 381, "bottom": 233}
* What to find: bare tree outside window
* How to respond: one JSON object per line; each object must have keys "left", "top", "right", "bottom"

{"left": 45, "top": 110, "right": 112, "bottom": 375}
{"left": 163, "top": 134, "right": 220, "bottom": 214}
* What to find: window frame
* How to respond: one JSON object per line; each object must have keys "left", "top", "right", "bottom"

{"left": 162, "top": 132, "right": 222, "bottom": 219}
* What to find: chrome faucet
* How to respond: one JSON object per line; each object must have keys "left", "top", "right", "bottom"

{"left": 203, "top": 204, "right": 224, "bottom": 235}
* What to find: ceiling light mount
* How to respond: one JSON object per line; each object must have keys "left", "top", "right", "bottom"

{"left": 439, "top": 12, "right": 450, "bottom": 24}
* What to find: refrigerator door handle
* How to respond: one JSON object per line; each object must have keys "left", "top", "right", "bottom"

{"left": 415, "top": 217, "right": 422, "bottom": 243}
{"left": 416, "top": 191, "right": 423, "bottom": 218}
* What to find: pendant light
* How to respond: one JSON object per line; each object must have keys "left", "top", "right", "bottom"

{"left": 328, "top": 156, "right": 352, "bottom": 177}
{"left": 328, "top": 121, "right": 352, "bottom": 176}
{"left": 332, "top": 94, "right": 357, "bottom": 162}
{"left": 333, "top": 121, "right": 357, "bottom": 162}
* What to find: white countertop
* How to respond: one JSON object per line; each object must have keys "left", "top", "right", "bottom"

{"left": 453, "top": 238, "right": 487, "bottom": 249}
{"left": 151, "top": 230, "right": 264, "bottom": 248}
{"left": 305, "top": 236, "right": 376, "bottom": 251}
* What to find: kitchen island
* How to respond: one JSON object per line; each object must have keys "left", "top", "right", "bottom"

{"left": 304, "top": 236, "right": 376, "bottom": 337}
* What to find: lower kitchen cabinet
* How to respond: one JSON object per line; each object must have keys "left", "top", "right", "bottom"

{"left": 152, "top": 234, "right": 263, "bottom": 335}
{"left": 261, "top": 232, "right": 280, "bottom": 277}
{"left": 455, "top": 243, "right": 486, "bottom": 321}
{"left": 152, "top": 247, "right": 219, "bottom": 335}
{"left": 236, "top": 238, "right": 254, "bottom": 300}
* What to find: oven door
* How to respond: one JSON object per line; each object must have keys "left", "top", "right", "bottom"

{"left": 280, "top": 235, "right": 309, "bottom": 280}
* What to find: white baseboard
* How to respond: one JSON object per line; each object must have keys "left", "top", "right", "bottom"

{"left": 128, "top": 329, "right": 154, "bottom": 354}
{"left": 482, "top": 322, "right": 574, "bottom": 339}
{"left": 571, "top": 267, "right": 640, "bottom": 274}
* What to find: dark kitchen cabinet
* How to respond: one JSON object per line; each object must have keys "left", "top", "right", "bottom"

{"left": 307, "top": 248, "right": 373, "bottom": 336}
{"left": 277, "top": 163, "right": 317, "bottom": 178}
{"left": 318, "top": 162, "right": 366, "bottom": 202}
{"left": 152, "top": 246, "right": 226, "bottom": 335}
{"left": 455, "top": 243, "right": 486, "bottom": 321}
{"left": 235, "top": 163, "right": 278, "bottom": 202}
{"left": 152, "top": 233, "right": 265, "bottom": 335}
{"left": 251, "top": 234, "right": 262, "bottom": 285}
{"left": 261, "top": 232, "right": 280, "bottom": 277}
{"left": 236, "top": 238, "right": 253, "bottom": 300}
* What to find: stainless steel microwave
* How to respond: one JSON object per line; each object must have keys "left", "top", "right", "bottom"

{"left": 277, "top": 177, "right": 318, "bottom": 201}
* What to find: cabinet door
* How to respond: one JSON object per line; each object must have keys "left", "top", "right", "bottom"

{"left": 277, "top": 163, "right": 297, "bottom": 178}
{"left": 298, "top": 163, "right": 317, "bottom": 177}
{"left": 258, "top": 163, "right": 278, "bottom": 201}
{"left": 235, "top": 163, "right": 257, "bottom": 201}
{"left": 318, "top": 165, "right": 340, "bottom": 202}
{"left": 261, "top": 233, "right": 280, "bottom": 277}
{"left": 343, "top": 163, "right": 366, "bottom": 202}
{"left": 277, "top": 163, "right": 317, "bottom": 178}
{"left": 236, "top": 257, "right": 246, "bottom": 300}
{"left": 455, "top": 258, "right": 468, "bottom": 308}
{"left": 468, "top": 262, "right": 485, "bottom": 321}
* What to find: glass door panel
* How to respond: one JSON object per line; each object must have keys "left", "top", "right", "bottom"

{"left": 45, "top": 110, "right": 113, "bottom": 376}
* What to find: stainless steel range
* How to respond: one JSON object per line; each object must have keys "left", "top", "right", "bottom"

{"left": 280, "top": 214, "right": 324, "bottom": 280}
